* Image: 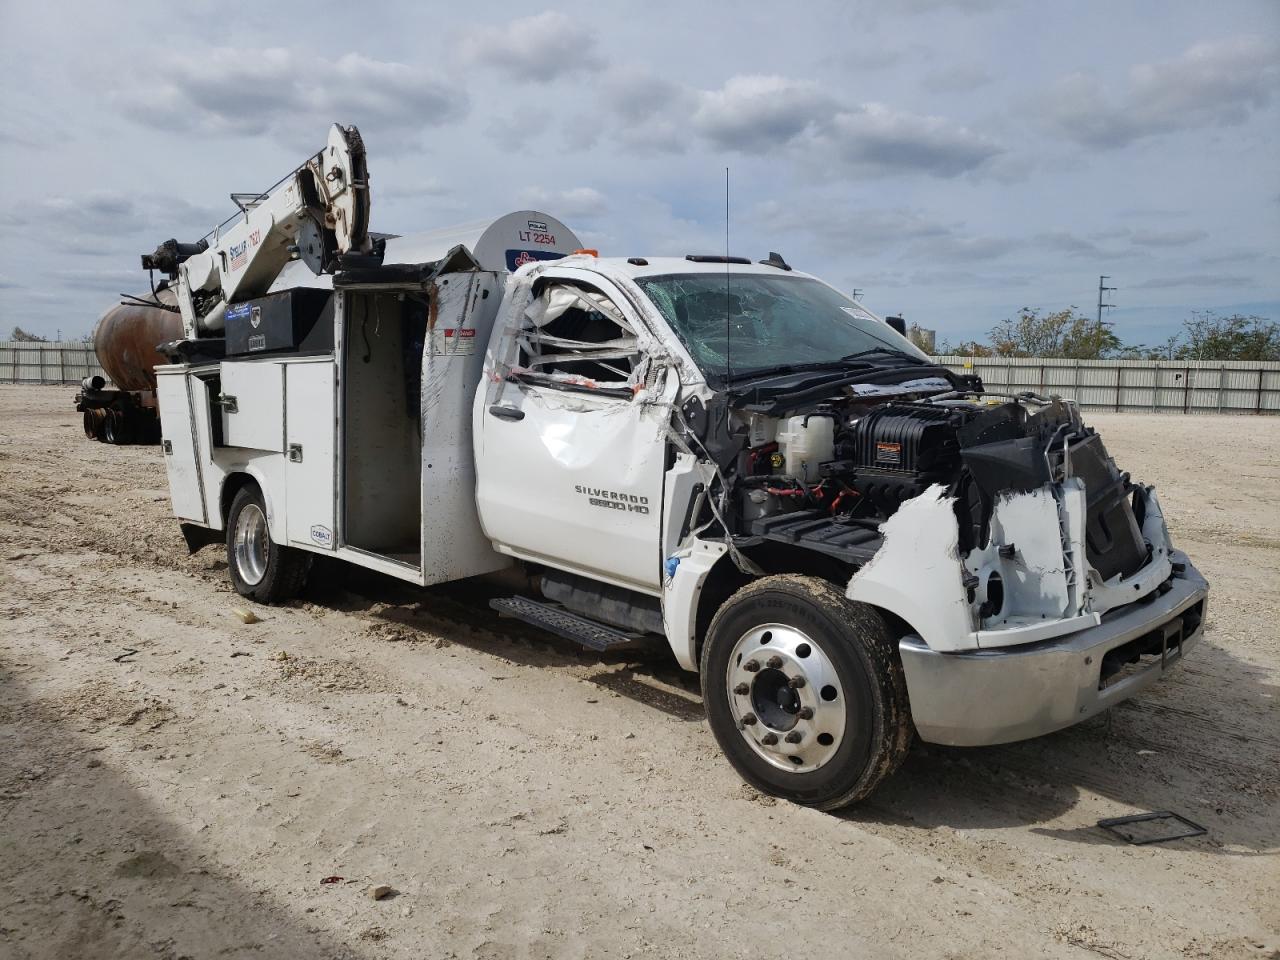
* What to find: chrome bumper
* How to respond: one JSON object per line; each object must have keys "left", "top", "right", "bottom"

{"left": 900, "top": 551, "right": 1208, "bottom": 747}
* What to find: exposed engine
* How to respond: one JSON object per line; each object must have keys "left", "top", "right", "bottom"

{"left": 712, "top": 391, "right": 1150, "bottom": 585}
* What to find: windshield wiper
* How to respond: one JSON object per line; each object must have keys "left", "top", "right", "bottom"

{"left": 840, "top": 347, "right": 928, "bottom": 365}
{"left": 723, "top": 359, "right": 873, "bottom": 383}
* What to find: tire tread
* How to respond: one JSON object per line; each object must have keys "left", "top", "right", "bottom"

{"left": 701, "top": 574, "right": 913, "bottom": 809}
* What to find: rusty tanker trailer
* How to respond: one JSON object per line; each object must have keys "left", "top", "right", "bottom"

{"left": 76, "top": 289, "right": 183, "bottom": 444}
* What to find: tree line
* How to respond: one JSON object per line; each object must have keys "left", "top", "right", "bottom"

{"left": 936, "top": 309, "right": 1280, "bottom": 362}
{"left": 8, "top": 326, "right": 93, "bottom": 344}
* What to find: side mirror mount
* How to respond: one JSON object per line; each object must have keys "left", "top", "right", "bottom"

{"left": 886, "top": 315, "right": 907, "bottom": 336}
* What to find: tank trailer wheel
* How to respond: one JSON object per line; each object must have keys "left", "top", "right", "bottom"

{"left": 83, "top": 409, "right": 106, "bottom": 441}
{"left": 103, "top": 410, "right": 128, "bottom": 444}
{"left": 226, "top": 484, "right": 312, "bottom": 604}
{"left": 701, "top": 575, "right": 913, "bottom": 809}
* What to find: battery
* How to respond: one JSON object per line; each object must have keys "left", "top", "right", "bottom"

{"left": 225, "top": 288, "right": 334, "bottom": 357}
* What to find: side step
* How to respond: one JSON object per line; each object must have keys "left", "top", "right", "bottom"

{"left": 489, "top": 596, "right": 645, "bottom": 652}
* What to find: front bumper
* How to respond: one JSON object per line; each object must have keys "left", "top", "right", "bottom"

{"left": 899, "top": 551, "right": 1208, "bottom": 747}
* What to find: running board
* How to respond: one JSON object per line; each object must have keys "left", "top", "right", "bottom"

{"left": 489, "top": 596, "right": 646, "bottom": 652}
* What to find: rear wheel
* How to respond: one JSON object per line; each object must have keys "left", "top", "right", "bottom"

{"left": 226, "top": 484, "right": 311, "bottom": 604}
{"left": 103, "top": 410, "right": 129, "bottom": 444}
{"left": 82, "top": 409, "right": 104, "bottom": 441}
{"left": 701, "top": 574, "right": 912, "bottom": 809}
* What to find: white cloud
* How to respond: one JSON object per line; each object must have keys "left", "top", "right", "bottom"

{"left": 461, "top": 12, "right": 604, "bottom": 82}
{"left": 519, "top": 186, "right": 607, "bottom": 218}
{"left": 113, "top": 47, "right": 467, "bottom": 148}
{"left": 690, "top": 77, "right": 1002, "bottom": 177}
{"left": 818, "top": 104, "right": 1003, "bottom": 177}
{"left": 693, "top": 75, "right": 833, "bottom": 152}
{"left": 3, "top": 191, "right": 225, "bottom": 242}
{"left": 1043, "top": 36, "right": 1280, "bottom": 148}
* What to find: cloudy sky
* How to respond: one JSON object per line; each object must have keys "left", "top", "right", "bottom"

{"left": 1, "top": 0, "right": 1276, "bottom": 345}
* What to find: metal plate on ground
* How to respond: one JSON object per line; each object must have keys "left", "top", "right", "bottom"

{"left": 1097, "top": 811, "right": 1207, "bottom": 845}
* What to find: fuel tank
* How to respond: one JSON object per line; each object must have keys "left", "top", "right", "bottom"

{"left": 93, "top": 289, "right": 183, "bottom": 392}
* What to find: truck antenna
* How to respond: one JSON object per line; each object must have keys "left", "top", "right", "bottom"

{"left": 725, "top": 166, "right": 732, "bottom": 381}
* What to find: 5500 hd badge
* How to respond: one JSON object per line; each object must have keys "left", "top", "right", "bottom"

{"left": 575, "top": 485, "right": 650, "bottom": 515}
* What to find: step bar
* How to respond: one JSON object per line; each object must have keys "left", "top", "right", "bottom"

{"left": 489, "top": 596, "right": 647, "bottom": 652}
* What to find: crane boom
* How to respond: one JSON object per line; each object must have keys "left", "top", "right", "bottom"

{"left": 142, "top": 124, "right": 371, "bottom": 340}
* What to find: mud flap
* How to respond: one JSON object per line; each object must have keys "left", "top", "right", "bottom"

{"left": 179, "top": 522, "right": 222, "bottom": 555}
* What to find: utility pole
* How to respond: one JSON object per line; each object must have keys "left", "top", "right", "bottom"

{"left": 1096, "top": 275, "right": 1117, "bottom": 338}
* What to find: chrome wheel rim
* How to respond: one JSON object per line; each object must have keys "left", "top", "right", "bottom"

{"left": 725, "top": 623, "right": 846, "bottom": 773}
{"left": 233, "top": 503, "right": 269, "bottom": 587}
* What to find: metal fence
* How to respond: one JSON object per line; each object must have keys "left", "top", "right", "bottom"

{"left": 931, "top": 356, "right": 1280, "bottom": 415}
{"left": 2, "top": 341, "right": 1277, "bottom": 414}
{"left": 0, "top": 341, "right": 109, "bottom": 385}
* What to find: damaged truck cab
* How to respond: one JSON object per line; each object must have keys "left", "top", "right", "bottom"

{"left": 154, "top": 205, "right": 1208, "bottom": 807}
{"left": 470, "top": 255, "right": 1208, "bottom": 806}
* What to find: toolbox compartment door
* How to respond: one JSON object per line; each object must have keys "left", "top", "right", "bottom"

{"left": 284, "top": 359, "right": 337, "bottom": 549}
{"left": 157, "top": 371, "right": 207, "bottom": 523}
{"left": 219, "top": 359, "right": 285, "bottom": 451}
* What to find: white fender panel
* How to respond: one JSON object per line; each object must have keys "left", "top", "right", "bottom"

{"left": 217, "top": 457, "right": 288, "bottom": 546}
{"left": 846, "top": 484, "right": 976, "bottom": 652}
{"left": 662, "top": 539, "right": 729, "bottom": 672}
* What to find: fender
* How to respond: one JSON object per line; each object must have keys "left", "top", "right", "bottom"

{"left": 218, "top": 459, "right": 288, "bottom": 546}
{"left": 661, "top": 539, "right": 729, "bottom": 671}
{"left": 845, "top": 485, "right": 976, "bottom": 652}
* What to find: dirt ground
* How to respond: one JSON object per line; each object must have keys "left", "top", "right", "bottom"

{"left": 1, "top": 384, "right": 1277, "bottom": 960}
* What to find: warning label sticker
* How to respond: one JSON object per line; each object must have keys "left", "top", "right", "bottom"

{"left": 429, "top": 327, "right": 477, "bottom": 357}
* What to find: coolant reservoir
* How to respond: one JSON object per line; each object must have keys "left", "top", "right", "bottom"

{"left": 777, "top": 416, "right": 835, "bottom": 482}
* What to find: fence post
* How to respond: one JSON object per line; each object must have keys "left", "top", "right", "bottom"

{"left": 1152, "top": 363, "right": 1159, "bottom": 412}
{"left": 1258, "top": 368, "right": 1266, "bottom": 415}
{"left": 1114, "top": 365, "right": 1122, "bottom": 412}
{"left": 1217, "top": 365, "right": 1225, "bottom": 413}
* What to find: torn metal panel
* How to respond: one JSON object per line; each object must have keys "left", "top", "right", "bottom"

{"left": 524, "top": 283, "right": 636, "bottom": 333}
{"left": 1085, "top": 485, "right": 1175, "bottom": 614}
{"left": 962, "top": 485, "right": 1085, "bottom": 647}
{"left": 847, "top": 485, "right": 976, "bottom": 653}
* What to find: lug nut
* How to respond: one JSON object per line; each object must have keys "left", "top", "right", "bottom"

{"left": 766, "top": 655, "right": 783, "bottom": 670}
{"left": 788, "top": 676, "right": 806, "bottom": 689}
{"left": 743, "top": 659, "right": 761, "bottom": 673}
{"left": 733, "top": 682, "right": 750, "bottom": 695}
{"left": 740, "top": 713, "right": 757, "bottom": 727}
{"left": 797, "top": 707, "right": 814, "bottom": 720}
{"left": 785, "top": 731, "right": 803, "bottom": 744}
{"left": 761, "top": 733, "right": 778, "bottom": 746}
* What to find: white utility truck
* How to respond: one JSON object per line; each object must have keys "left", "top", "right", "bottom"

{"left": 147, "top": 126, "right": 1208, "bottom": 807}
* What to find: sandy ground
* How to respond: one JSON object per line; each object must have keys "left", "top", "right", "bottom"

{"left": 0, "top": 383, "right": 1277, "bottom": 960}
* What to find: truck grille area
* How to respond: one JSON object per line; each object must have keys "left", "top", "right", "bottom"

{"left": 1098, "top": 596, "right": 1205, "bottom": 689}
{"left": 1067, "top": 433, "right": 1148, "bottom": 581}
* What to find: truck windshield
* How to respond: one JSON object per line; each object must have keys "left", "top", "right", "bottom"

{"left": 633, "top": 273, "right": 927, "bottom": 382}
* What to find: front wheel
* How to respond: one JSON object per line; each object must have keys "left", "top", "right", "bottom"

{"left": 226, "top": 484, "right": 312, "bottom": 604}
{"left": 700, "top": 575, "right": 912, "bottom": 809}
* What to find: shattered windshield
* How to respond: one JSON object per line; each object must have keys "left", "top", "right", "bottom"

{"left": 633, "top": 273, "right": 927, "bottom": 381}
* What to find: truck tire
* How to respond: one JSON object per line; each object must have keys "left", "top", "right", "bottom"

{"left": 700, "top": 574, "right": 912, "bottom": 809}
{"left": 103, "top": 410, "right": 129, "bottom": 445}
{"left": 226, "top": 484, "right": 311, "bottom": 604}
